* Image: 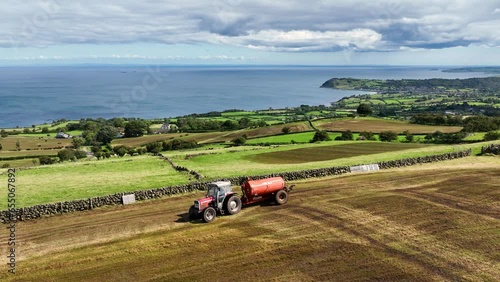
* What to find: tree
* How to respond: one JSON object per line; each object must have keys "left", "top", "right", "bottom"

{"left": 221, "top": 120, "right": 238, "bottom": 131}
{"left": 282, "top": 127, "right": 291, "bottom": 134}
{"left": 90, "top": 146, "right": 102, "bottom": 156}
{"left": 96, "top": 126, "right": 118, "bottom": 145}
{"left": 39, "top": 156, "right": 56, "bottom": 165}
{"left": 72, "top": 137, "right": 85, "bottom": 149}
{"left": 484, "top": 131, "right": 500, "bottom": 141}
{"left": 238, "top": 117, "right": 251, "bottom": 128}
{"left": 82, "top": 131, "right": 96, "bottom": 146}
{"left": 115, "top": 147, "right": 128, "bottom": 157}
{"left": 0, "top": 130, "right": 7, "bottom": 138}
{"left": 310, "top": 130, "right": 331, "bottom": 142}
{"left": 111, "top": 117, "right": 126, "bottom": 128}
{"left": 124, "top": 120, "right": 147, "bottom": 137}
{"left": 41, "top": 127, "right": 49, "bottom": 134}
{"left": 359, "top": 131, "right": 376, "bottom": 140}
{"left": 15, "top": 139, "right": 21, "bottom": 151}
{"left": 231, "top": 136, "right": 247, "bottom": 146}
{"left": 403, "top": 130, "right": 414, "bottom": 143}
{"left": 57, "top": 149, "right": 74, "bottom": 162}
{"left": 145, "top": 142, "right": 162, "bottom": 154}
{"left": 94, "top": 151, "right": 104, "bottom": 160}
{"left": 357, "top": 103, "right": 373, "bottom": 116}
{"left": 379, "top": 131, "right": 398, "bottom": 142}
{"left": 335, "top": 130, "right": 353, "bottom": 141}
{"left": 74, "top": 150, "right": 87, "bottom": 159}
{"left": 23, "top": 128, "right": 31, "bottom": 134}
{"left": 257, "top": 120, "right": 268, "bottom": 127}
{"left": 0, "top": 143, "right": 2, "bottom": 150}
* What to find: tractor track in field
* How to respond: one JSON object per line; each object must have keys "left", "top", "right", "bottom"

{"left": 395, "top": 189, "right": 500, "bottom": 220}
{"left": 289, "top": 205, "right": 461, "bottom": 281}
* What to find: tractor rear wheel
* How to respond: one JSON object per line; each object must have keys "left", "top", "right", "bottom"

{"left": 203, "top": 207, "right": 216, "bottom": 223}
{"left": 188, "top": 205, "right": 197, "bottom": 220}
{"left": 275, "top": 190, "right": 288, "bottom": 205}
{"left": 225, "top": 196, "right": 242, "bottom": 215}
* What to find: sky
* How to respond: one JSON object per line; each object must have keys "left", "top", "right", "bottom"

{"left": 0, "top": 0, "right": 499, "bottom": 66}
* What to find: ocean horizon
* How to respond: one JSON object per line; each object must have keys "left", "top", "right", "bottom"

{"left": 0, "top": 65, "right": 492, "bottom": 128}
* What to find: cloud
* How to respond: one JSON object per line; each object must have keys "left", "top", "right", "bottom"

{"left": 219, "top": 29, "right": 383, "bottom": 52}
{"left": 1, "top": 0, "right": 499, "bottom": 52}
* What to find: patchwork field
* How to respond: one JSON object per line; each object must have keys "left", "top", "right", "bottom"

{"left": 314, "top": 117, "right": 463, "bottom": 134}
{"left": 245, "top": 131, "right": 428, "bottom": 144}
{"left": 205, "top": 121, "right": 312, "bottom": 143}
{"left": 171, "top": 141, "right": 460, "bottom": 178}
{"left": 1, "top": 157, "right": 498, "bottom": 281}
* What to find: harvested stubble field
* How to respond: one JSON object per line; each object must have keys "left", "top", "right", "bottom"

{"left": 314, "top": 117, "right": 463, "bottom": 134}
{"left": 1, "top": 156, "right": 498, "bottom": 281}
{"left": 0, "top": 149, "right": 59, "bottom": 159}
{"left": 250, "top": 143, "right": 429, "bottom": 164}
{"left": 0, "top": 136, "right": 71, "bottom": 150}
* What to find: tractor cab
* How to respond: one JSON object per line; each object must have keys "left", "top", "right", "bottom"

{"left": 206, "top": 181, "right": 234, "bottom": 209}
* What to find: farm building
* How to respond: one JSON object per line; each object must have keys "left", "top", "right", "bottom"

{"left": 155, "top": 123, "right": 175, "bottom": 134}
{"left": 55, "top": 132, "right": 71, "bottom": 139}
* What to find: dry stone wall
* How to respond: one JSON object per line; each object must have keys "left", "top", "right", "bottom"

{"left": 0, "top": 149, "right": 471, "bottom": 223}
{"left": 481, "top": 144, "right": 500, "bottom": 155}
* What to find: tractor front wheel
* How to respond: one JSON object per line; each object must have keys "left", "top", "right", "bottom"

{"left": 275, "top": 190, "right": 288, "bottom": 205}
{"left": 203, "top": 207, "right": 217, "bottom": 223}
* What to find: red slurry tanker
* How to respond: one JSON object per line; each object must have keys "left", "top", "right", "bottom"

{"left": 188, "top": 176, "right": 294, "bottom": 223}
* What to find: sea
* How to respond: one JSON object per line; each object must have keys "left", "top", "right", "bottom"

{"left": 0, "top": 65, "right": 491, "bottom": 128}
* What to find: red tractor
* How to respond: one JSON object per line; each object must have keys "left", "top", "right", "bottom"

{"left": 188, "top": 176, "right": 294, "bottom": 223}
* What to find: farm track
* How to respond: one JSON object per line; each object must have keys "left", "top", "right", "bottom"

{"left": 0, "top": 157, "right": 498, "bottom": 281}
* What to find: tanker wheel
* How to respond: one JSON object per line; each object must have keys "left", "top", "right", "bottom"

{"left": 275, "top": 190, "right": 288, "bottom": 205}
{"left": 225, "top": 196, "right": 242, "bottom": 215}
{"left": 188, "top": 205, "right": 197, "bottom": 221}
{"left": 203, "top": 207, "right": 216, "bottom": 223}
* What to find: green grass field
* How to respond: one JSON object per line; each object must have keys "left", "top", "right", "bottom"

{"left": 0, "top": 155, "right": 191, "bottom": 209}
{"left": 246, "top": 132, "right": 316, "bottom": 144}
{"left": 3, "top": 157, "right": 497, "bottom": 281}
{"left": 464, "top": 132, "right": 487, "bottom": 141}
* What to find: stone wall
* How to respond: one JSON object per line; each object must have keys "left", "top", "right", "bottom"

{"left": 158, "top": 154, "right": 203, "bottom": 180}
{"left": 481, "top": 144, "right": 500, "bottom": 155}
{"left": 0, "top": 149, "right": 471, "bottom": 223}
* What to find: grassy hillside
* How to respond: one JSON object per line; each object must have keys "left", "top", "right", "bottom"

{"left": 1, "top": 157, "right": 498, "bottom": 281}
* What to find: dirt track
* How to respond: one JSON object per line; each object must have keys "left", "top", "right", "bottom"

{"left": 1, "top": 156, "right": 499, "bottom": 281}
